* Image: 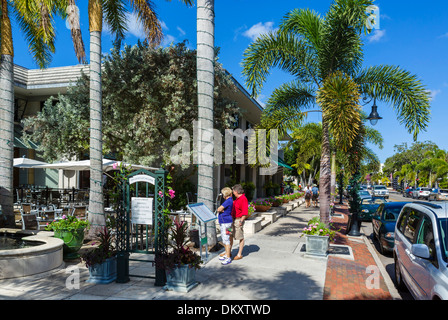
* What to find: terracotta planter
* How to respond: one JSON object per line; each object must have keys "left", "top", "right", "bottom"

{"left": 271, "top": 201, "right": 281, "bottom": 207}
{"left": 254, "top": 205, "right": 271, "bottom": 212}
{"left": 283, "top": 198, "right": 289, "bottom": 203}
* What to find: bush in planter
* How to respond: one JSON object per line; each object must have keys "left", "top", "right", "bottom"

{"left": 241, "top": 181, "right": 255, "bottom": 201}
{"left": 81, "top": 218, "right": 117, "bottom": 283}
{"left": 269, "top": 196, "right": 283, "bottom": 207}
{"left": 300, "top": 217, "right": 337, "bottom": 241}
{"left": 248, "top": 202, "right": 256, "bottom": 218}
{"left": 155, "top": 217, "right": 202, "bottom": 292}
{"left": 45, "top": 215, "right": 90, "bottom": 259}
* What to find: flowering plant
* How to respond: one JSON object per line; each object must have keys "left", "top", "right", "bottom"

{"left": 45, "top": 215, "right": 90, "bottom": 232}
{"left": 301, "top": 217, "right": 336, "bottom": 241}
{"left": 248, "top": 203, "right": 256, "bottom": 217}
{"left": 81, "top": 217, "right": 116, "bottom": 268}
{"left": 253, "top": 199, "right": 272, "bottom": 206}
{"left": 155, "top": 217, "right": 202, "bottom": 273}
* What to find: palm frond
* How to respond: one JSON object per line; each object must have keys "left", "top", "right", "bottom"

{"left": 355, "top": 64, "right": 431, "bottom": 140}
{"left": 317, "top": 71, "right": 362, "bottom": 152}
{"left": 242, "top": 30, "right": 319, "bottom": 97}
{"left": 129, "top": 0, "right": 162, "bottom": 45}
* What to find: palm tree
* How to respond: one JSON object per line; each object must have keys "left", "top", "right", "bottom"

{"left": 196, "top": 0, "right": 217, "bottom": 247}
{"left": 0, "top": 0, "right": 68, "bottom": 227}
{"left": 242, "top": 0, "right": 431, "bottom": 226}
{"left": 85, "top": 0, "right": 193, "bottom": 237}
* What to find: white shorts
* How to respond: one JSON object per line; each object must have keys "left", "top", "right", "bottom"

{"left": 220, "top": 223, "right": 233, "bottom": 245}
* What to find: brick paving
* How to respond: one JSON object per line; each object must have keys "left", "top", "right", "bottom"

{"left": 323, "top": 205, "right": 393, "bottom": 300}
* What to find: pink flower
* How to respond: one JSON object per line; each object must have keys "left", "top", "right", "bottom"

{"left": 158, "top": 191, "right": 164, "bottom": 198}
{"left": 112, "top": 162, "right": 118, "bottom": 170}
{"left": 319, "top": 229, "right": 323, "bottom": 232}
{"left": 168, "top": 189, "right": 176, "bottom": 199}
{"left": 62, "top": 215, "right": 67, "bottom": 220}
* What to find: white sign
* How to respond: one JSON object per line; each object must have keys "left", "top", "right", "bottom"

{"left": 131, "top": 197, "right": 153, "bottom": 225}
{"left": 129, "top": 174, "right": 155, "bottom": 185}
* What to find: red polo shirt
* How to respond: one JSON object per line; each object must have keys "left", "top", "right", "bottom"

{"left": 231, "top": 194, "right": 248, "bottom": 219}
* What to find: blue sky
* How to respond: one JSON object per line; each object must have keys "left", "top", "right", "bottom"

{"left": 11, "top": 0, "right": 448, "bottom": 164}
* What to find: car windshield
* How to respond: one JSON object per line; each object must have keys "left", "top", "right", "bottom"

{"left": 437, "top": 218, "right": 448, "bottom": 263}
{"left": 374, "top": 186, "right": 387, "bottom": 190}
{"left": 384, "top": 208, "right": 402, "bottom": 221}
{"left": 441, "top": 190, "right": 448, "bottom": 194}
{"left": 359, "top": 191, "right": 370, "bottom": 196}
{"left": 421, "top": 188, "right": 431, "bottom": 191}
{"left": 362, "top": 198, "right": 385, "bottom": 205}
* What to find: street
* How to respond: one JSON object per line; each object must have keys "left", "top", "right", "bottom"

{"left": 360, "top": 191, "right": 414, "bottom": 300}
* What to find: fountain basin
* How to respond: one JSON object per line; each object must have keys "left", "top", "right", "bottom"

{"left": 0, "top": 228, "right": 64, "bottom": 279}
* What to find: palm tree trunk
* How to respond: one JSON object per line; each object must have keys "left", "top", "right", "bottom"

{"left": 331, "top": 151, "right": 336, "bottom": 203}
{"left": 88, "top": 0, "right": 105, "bottom": 237}
{"left": 197, "top": 0, "right": 217, "bottom": 247}
{"left": 0, "top": 1, "right": 15, "bottom": 227}
{"left": 319, "top": 119, "right": 331, "bottom": 226}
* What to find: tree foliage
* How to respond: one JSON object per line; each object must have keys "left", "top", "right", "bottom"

{"left": 23, "top": 41, "right": 240, "bottom": 166}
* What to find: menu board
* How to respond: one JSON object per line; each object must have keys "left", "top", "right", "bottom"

{"left": 187, "top": 203, "right": 217, "bottom": 223}
{"left": 131, "top": 197, "right": 153, "bottom": 225}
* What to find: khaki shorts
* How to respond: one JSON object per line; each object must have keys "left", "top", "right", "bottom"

{"left": 233, "top": 218, "right": 245, "bottom": 240}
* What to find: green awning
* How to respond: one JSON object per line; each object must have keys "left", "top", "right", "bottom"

{"left": 275, "top": 157, "right": 293, "bottom": 170}
{"left": 14, "top": 126, "right": 38, "bottom": 150}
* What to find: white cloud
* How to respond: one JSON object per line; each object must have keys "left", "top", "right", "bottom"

{"left": 368, "top": 29, "right": 386, "bottom": 42}
{"left": 162, "top": 34, "right": 176, "bottom": 47}
{"left": 428, "top": 89, "right": 441, "bottom": 101}
{"left": 242, "top": 21, "right": 276, "bottom": 41}
{"left": 177, "top": 26, "right": 186, "bottom": 37}
{"left": 125, "top": 12, "right": 145, "bottom": 39}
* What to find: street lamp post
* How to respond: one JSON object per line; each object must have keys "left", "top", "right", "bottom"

{"left": 338, "top": 166, "right": 344, "bottom": 205}
{"left": 366, "top": 98, "right": 383, "bottom": 126}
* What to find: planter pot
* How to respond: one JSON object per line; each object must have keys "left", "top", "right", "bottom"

{"left": 283, "top": 198, "right": 289, "bottom": 203}
{"left": 271, "top": 201, "right": 281, "bottom": 207}
{"left": 54, "top": 228, "right": 86, "bottom": 259}
{"left": 254, "top": 205, "right": 271, "bottom": 212}
{"left": 305, "top": 235, "right": 329, "bottom": 257}
{"left": 164, "top": 264, "right": 198, "bottom": 292}
{"left": 87, "top": 256, "right": 117, "bottom": 284}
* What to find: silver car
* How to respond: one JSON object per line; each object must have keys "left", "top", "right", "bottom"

{"left": 394, "top": 201, "right": 448, "bottom": 300}
{"left": 412, "top": 187, "right": 431, "bottom": 200}
{"left": 372, "top": 185, "right": 389, "bottom": 199}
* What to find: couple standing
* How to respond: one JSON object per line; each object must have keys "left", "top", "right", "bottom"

{"left": 216, "top": 184, "right": 248, "bottom": 266}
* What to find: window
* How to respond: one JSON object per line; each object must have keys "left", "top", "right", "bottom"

{"left": 397, "top": 208, "right": 409, "bottom": 234}
{"left": 403, "top": 209, "right": 423, "bottom": 243}
{"left": 416, "top": 215, "right": 437, "bottom": 266}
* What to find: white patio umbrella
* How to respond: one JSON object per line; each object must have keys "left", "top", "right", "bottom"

{"left": 13, "top": 157, "right": 49, "bottom": 168}
{"left": 33, "top": 159, "right": 158, "bottom": 172}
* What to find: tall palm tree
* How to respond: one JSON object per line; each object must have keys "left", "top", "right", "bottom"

{"left": 85, "top": 0, "right": 193, "bottom": 237}
{"left": 242, "top": 0, "right": 431, "bottom": 226}
{"left": 0, "top": 0, "right": 68, "bottom": 227}
{"left": 196, "top": 0, "right": 217, "bottom": 246}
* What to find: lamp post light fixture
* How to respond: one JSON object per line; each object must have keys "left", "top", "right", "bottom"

{"left": 366, "top": 98, "right": 383, "bottom": 126}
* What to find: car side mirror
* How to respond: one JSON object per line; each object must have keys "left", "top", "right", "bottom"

{"left": 411, "top": 244, "right": 430, "bottom": 259}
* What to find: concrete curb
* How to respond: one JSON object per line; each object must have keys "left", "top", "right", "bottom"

{"left": 361, "top": 228, "right": 402, "bottom": 300}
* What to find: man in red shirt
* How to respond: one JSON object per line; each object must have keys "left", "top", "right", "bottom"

{"left": 231, "top": 184, "right": 248, "bottom": 260}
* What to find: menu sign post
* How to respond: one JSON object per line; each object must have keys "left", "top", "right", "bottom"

{"left": 186, "top": 203, "right": 217, "bottom": 261}
{"left": 131, "top": 197, "right": 153, "bottom": 225}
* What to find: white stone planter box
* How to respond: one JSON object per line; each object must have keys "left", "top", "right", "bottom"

{"left": 259, "top": 210, "right": 277, "bottom": 224}
{"left": 243, "top": 217, "right": 263, "bottom": 234}
{"left": 305, "top": 235, "right": 329, "bottom": 257}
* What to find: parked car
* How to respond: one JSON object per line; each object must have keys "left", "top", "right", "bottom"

{"left": 372, "top": 185, "right": 389, "bottom": 199}
{"left": 411, "top": 187, "right": 431, "bottom": 200}
{"left": 359, "top": 197, "right": 387, "bottom": 221}
{"left": 394, "top": 201, "right": 448, "bottom": 299}
{"left": 403, "top": 187, "right": 414, "bottom": 198}
{"left": 358, "top": 190, "right": 372, "bottom": 201}
{"left": 372, "top": 202, "right": 410, "bottom": 254}
{"left": 428, "top": 189, "right": 448, "bottom": 201}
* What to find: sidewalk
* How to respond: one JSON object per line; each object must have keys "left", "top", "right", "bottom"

{"left": 0, "top": 199, "right": 398, "bottom": 300}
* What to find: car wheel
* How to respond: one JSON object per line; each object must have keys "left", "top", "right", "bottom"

{"left": 394, "top": 256, "right": 406, "bottom": 290}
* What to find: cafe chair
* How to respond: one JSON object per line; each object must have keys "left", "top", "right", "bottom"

{"left": 21, "top": 213, "right": 45, "bottom": 231}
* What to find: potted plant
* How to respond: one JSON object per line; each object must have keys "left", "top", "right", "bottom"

{"left": 155, "top": 217, "right": 202, "bottom": 292}
{"left": 241, "top": 181, "right": 255, "bottom": 202}
{"left": 281, "top": 195, "right": 290, "bottom": 203}
{"left": 300, "top": 217, "right": 337, "bottom": 256}
{"left": 253, "top": 199, "right": 272, "bottom": 212}
{"left": 81, "top": 218, "right": 117, "bottom": 284}
{"left": 45, "top": 215, "right": 90, "bottom": 259}
{"left": 248, "top": 202, "right": 256, "bottom": 218}
{"left": 263, "top": 181, "right": 274, "bottom": 197}
{"left": 269, "top": 196, "right": 283, "bottom": 207}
